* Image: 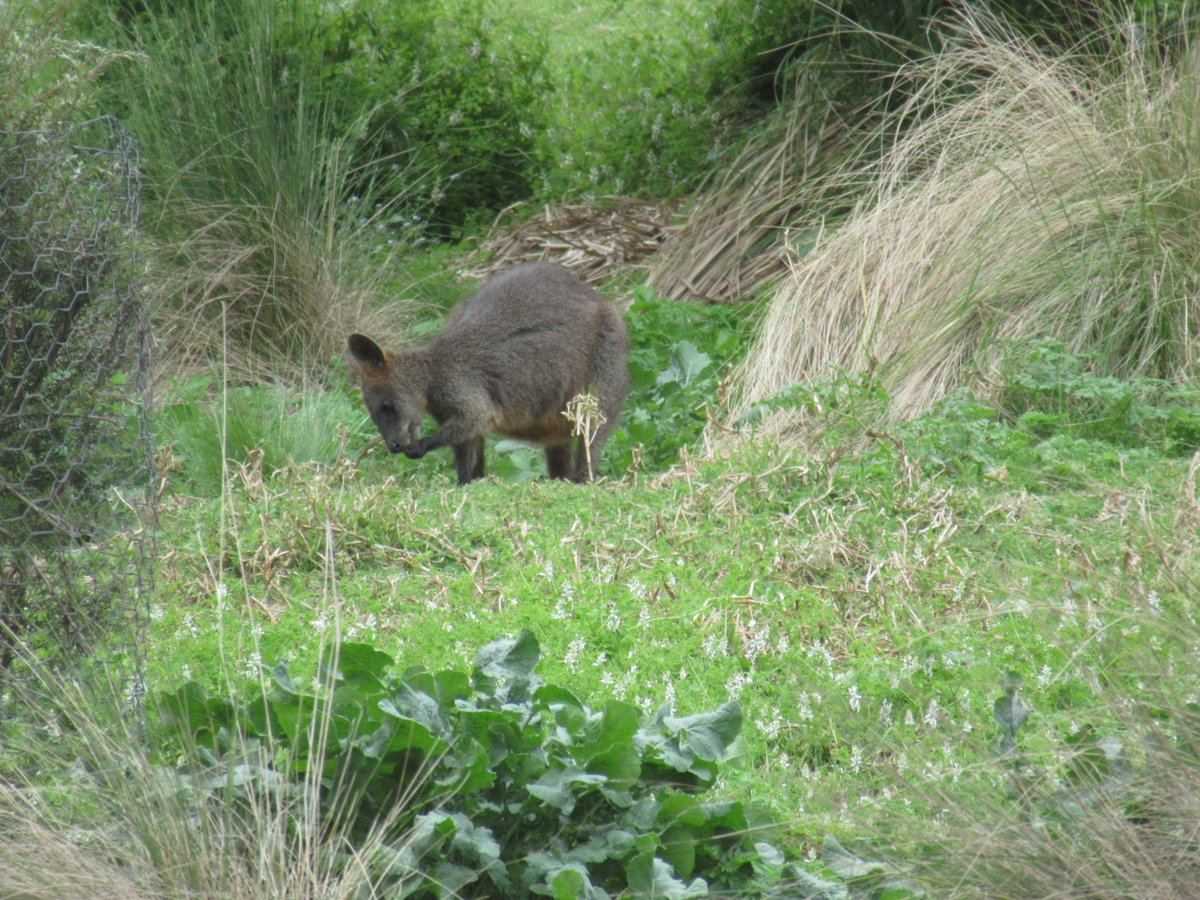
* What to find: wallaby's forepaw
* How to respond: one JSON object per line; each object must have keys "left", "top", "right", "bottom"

{"left": 403, "top": 440, "right": 431, "bottom": 459}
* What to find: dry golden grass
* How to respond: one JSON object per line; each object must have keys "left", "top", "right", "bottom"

{"left": 728, "top": 10, "right": 1200, "bottom": 433}
{"left": 648, "top": 50, "right": 867, "bottom": 303}
{"left": 151, "top": 202, "right": 412, "bottom": 384}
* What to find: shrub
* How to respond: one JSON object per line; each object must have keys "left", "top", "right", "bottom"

{"left": 705, "top": 0, "right": 942, "bottom": 112}
{"left": 526, "top": 2, "right": 722, "bottom": 202}
{"left": 75, "top": 0, "right": 411, "bottom": 378}
{"left": 603, "top": 287, "right": 755, "bottom": 476}
{"left": 309, "top": 0, "right": 552, "bottom": 237}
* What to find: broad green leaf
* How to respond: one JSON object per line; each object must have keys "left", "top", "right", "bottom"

{"left": 597, "top": 700, "right": 640, "bottom": 745}
{"left": 660, "top": 825, "right": 697, "bottom": 878}
{"left": 475, "top": 629, "right": 540, "bottom": 682}
{"left": 527, "top": 766, "right": 606, "bottom": 813}
{"left": 447, "top": 812, "right": 501, "bottom": 864}
{"left": 657, "top": 340, "right": 712, "bottom": 387}
{"left": 430, "top": 861, "right": 479, "bottom": 896}
{"left": 321, "top": 641, "right": 394, "bottom": 685}
{"left": 438, "top": 743, "right": 496, "bottom": 796}
{"left": 386, "top": 682, "right": 447, "bottom": 735}
{"left": 586, "top": 743, "right": 641, "bottom": 786}
{"left": 656, "top": 794, "right": 707, "bottom": 828}
{"left": 549, "top": 864, "right": 588, "bottom": 900}
{"left": 270, "top": 661, "right": 298, "bottom": 698}
{"left": 823, "top": 834, "right": 891, "bottom": 880}
{"left": 375, "top": 702, "right": 447, "bottom": 755}
{"left": 153, "top": 682, "right": 232, "bottom": 747}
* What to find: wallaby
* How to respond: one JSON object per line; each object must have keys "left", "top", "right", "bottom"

{"left": 347, "top": 263, "right": 629, "bottom": 485}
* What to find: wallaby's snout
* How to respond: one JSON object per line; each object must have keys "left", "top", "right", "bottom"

{"left": 346, "top": 263, "right": 629, "bottom": 485}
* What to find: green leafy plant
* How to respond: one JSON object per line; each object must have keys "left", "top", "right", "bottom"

{"left": 996, "top": 339, "right": 1200, "bottom": 454}
{"left": 606, "top": 286, "right": 754, "bottom": 475}
{"left": 152, "top": 631, "right": 803, "bottom": 896}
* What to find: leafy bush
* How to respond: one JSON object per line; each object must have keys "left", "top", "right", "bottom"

{"left": 309, "top": 0, "right": 551, "bottom": 237}
{"left": 602, "top": 287, "right": 754, "bottom": 475}
{"left": 152, "top": 631, "right": 804, "bottom": 896}
{"left": 705, "top": 0, "right": 943, "bottom": 112}
{"left": 531, "top": 10, "right": 723, "bottom": 202}
{"left": 995, "top": 339, "right": 1200, "bottom": 454}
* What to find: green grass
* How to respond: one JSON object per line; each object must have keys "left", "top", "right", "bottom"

{"left": 146, "top": 353, "right": 1200, "bottom": 858}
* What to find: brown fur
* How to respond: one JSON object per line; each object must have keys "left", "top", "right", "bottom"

{"left": 346, "top": 263, "right": 629, "bottom": 484}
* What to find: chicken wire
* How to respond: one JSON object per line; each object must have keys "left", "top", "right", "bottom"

{"left": 0, "top": 116, "right": 153, "bottom": 703}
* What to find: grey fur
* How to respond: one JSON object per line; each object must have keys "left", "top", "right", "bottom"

{"left": 347, "top": 263, "right": 629, "bottom": 484}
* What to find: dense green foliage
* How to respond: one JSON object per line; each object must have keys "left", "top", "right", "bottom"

{"left": 153, "top": 631, "right": 804, "bottom": 896}
{"left": 6, "top": 1, "right": 1200, "bottom": 895}
{"left": 307, "top": 0, "right": 552, "bottom": 236}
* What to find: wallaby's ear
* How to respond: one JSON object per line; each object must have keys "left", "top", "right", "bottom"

{"left": 346, "top": 333, "right": 388, "bottom": 373}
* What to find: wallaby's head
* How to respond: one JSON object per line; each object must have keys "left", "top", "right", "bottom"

{"left": 346, "top": 333, "right": 424, "bottom": 454}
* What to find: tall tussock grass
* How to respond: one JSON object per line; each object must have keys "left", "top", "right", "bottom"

{"left": 731, "top": 8, "right": 1200, "bottom": 431}
{"left": 648, "top": 47, "right": 867, "bottom": 303}
{"left": 99, "top": 0, "right": 411, "bottom": 380}
{"left": 0, "top": 647, "right": 408, "bottom": 898}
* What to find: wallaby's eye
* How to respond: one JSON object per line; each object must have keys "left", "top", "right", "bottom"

{"left": 378, "top": 400, "right": 396, "bottom": 416}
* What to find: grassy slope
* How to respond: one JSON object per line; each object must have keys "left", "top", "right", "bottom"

{"left": 150, "top": 386, "right": 1197, "bottom": 851}
{"left": 51, "top": 0, "right": 1198, "bottom": 874}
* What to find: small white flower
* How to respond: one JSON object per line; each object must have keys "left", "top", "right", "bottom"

{"left": 849, "top": 745, "right": 863, "bottom": 774}
{"left": 702, "top": 633, "right": 728, "bottom": 659}
{"left": 725, "top": 671, "right": 752, "bottom": 697}
{"left": 797, "top": 691, "right": 814, "bottom": 721}
{"left": 924, "top": 699, "right": 940, "bottom": 728}
{"left": 564, "top": 638, "right": 586, "bottom": 671}
{"left": 1036, "top": 665, "right": 1053, "bottom": 689}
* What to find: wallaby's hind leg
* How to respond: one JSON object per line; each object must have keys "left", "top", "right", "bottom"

{"left": 452, "top": 437, "right": 485, "bottom": 485}
{"left": 544, "top": 444, "right": 573, "bottom": 480}
{"left": 571, "top": 428, "right": 615, "bottom": 482}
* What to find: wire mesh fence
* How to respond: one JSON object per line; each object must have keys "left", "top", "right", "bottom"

{"left": 0, "top": 116, "right": 153, "bottom": 701}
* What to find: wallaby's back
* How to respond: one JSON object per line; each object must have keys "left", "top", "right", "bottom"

{"left": 430, "top": 263, "right": 627, "bottom": 443}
